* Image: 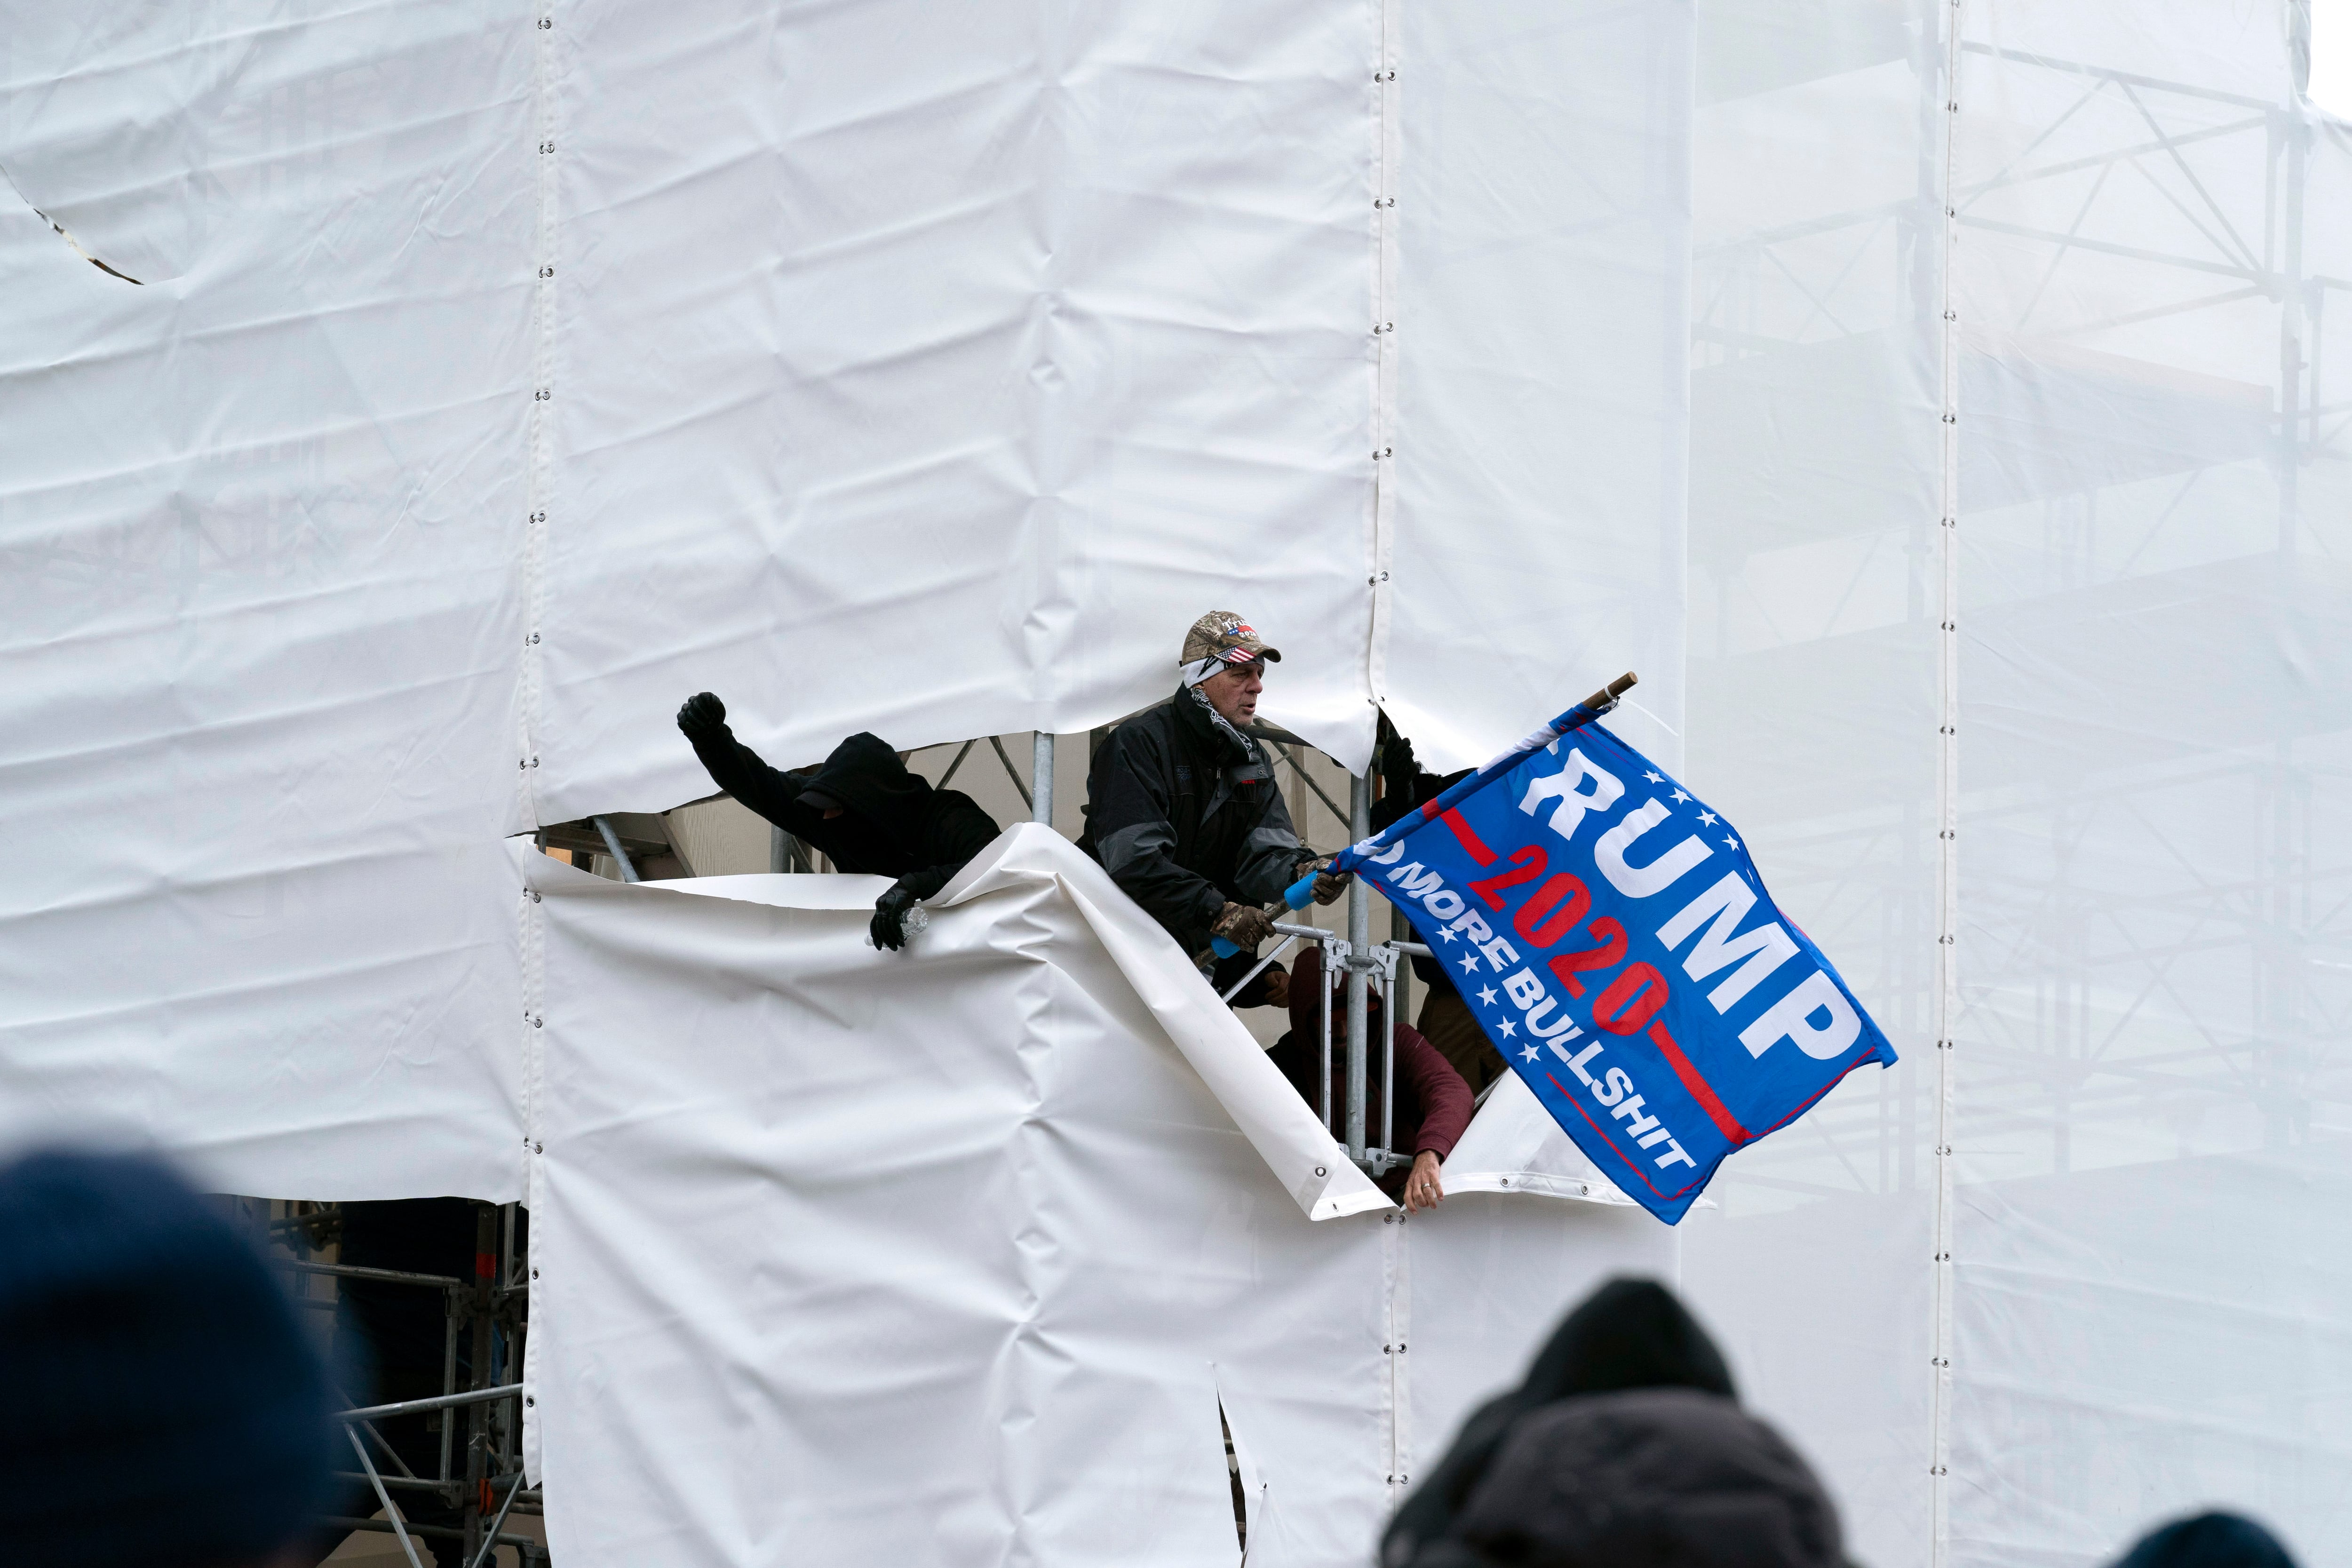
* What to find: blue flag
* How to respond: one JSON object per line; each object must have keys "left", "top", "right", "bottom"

{"left": 1330, "top": 705, "right": 1897, "bottom": 1224}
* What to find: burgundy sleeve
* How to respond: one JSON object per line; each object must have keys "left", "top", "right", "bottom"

{"left": 1396, "top": 1020, "right": 1472, "bottom": 1160}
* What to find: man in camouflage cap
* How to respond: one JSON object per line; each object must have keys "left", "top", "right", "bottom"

{"left": 1078, "top": 613, "right": 1347, "bottom": 992}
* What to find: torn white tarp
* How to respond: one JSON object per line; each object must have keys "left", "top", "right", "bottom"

{"left": 519, "top": 825, "right": 1669, "bottom": 1566}
{"left": 0, "top": 4, "right": 536, "bottom": 1200}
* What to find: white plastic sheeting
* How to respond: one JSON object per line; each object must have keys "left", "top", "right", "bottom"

{"left": 8, "top": 1, "right": 2352, "bottom": 1566}
{"left": 1386, "top": 0, "right": 1693, "bottom": 775}
{"left": 1948, "top": 6, "right": 2352, "bottom": 1560}
{"left": 521, "top": 826, "right": 1669, "bottom": 1567}
{"left": 0, "top": 4, "right": 535, "bottom": 1199}
{"left": 1679, "top": 4, "right": 2352, "bottom": 1568}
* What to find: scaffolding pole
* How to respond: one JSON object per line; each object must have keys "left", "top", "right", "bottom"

{"left": 1343, "top": 772, "right": 1371, "bottom": 1162}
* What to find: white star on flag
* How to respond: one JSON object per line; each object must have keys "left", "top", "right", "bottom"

{"left": 1497, "top": 1020, "right": 1518, "bottom": 1038}
{"left": 1437, "top": 926, "right": 1459, "bottom": 943}
{"left": 1697, "top": 811, "right": 1717, "bottom": 826}
{"left": 1459, "top": 954, "right": 1481, "bottom": 975}
{"left": 1644, "top": 770, "right": 1663, "bottom": 783}
{"left": 1724, "top": 836, "right": 1740, "bottom": 850}
{"left": 1477, "top": 986, "right": 1499, "bottom": 1006}
{"left": 1521, "top": 1045, "right": 1540, "bottom": 1063}
{"left": 1671, "top": 788, "right": 1690, "bottom": 804}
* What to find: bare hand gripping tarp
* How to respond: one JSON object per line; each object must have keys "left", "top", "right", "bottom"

{"left": 517, "top": 826, "right": 1671, "bottom": 1566}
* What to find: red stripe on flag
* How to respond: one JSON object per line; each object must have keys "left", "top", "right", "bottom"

{"left": 1645, "top": 1021, "right": 1749, "bottom": 1145}
{"left": 1437, "top": 808, "right": 1498, "bottom": 867}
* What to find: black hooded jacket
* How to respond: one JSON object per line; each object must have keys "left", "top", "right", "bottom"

{"left": 688, "top": 728, "right": 1000, "bottom": 900}
{"left": 1383, "top": 1278, "right": 1740, "bottom": 1568}
{"left": 1077, "top": 685, "right": 1311, "bottom": 954}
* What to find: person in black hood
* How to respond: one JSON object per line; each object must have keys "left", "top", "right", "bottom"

{"left": 1077, "top": 612, "right": 1345, "bottom": 988}
{"left": 675, "top": 696, "right": 1000, "bottom": 950}
{"left": 1383, "top": 1277, "right": 1742, "bottom": 1568}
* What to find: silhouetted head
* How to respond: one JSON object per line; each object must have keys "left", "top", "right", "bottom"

{"left": 0, "top": 1147, "right": 338, "bottom": 1568}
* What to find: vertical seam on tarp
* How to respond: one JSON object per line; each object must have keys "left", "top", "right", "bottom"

{"left": 518, "top": 862, "right": 546, "bottom": 1480}
{"left": 1387, "top": 1212, "right": 1413, "bottom": 1503}
{"left": 519, "top": 0, "right": 559, "bottom": 821}
{"left": 517, "top": 0, "right": 559, "bottom": 1484}
{"left": 1365, "top": 0, "right": 1401, "bottom": 709}
{"left": 1930, "top": 0, "right": 1964, "bottom": 1561}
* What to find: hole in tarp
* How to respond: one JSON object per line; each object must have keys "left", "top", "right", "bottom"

{"left": 0, "top": 157, "right": 141, "bottom": 281}
{"left": 1218, "top": 1395, "right": 1247, "bottom": 1558}
{"left": 34, "top": 209, "right": 143, "bottom": 283}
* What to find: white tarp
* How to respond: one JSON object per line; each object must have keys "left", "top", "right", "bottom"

{"left": 1386, "top": 0, "right": 1693, "bottom": 775}
{"left": 0, "top": 4, "right": 535, "bottom": 1200}
{"left": 533, "top": 0, "right": 1391, "bottom": 814}
{"left": 1679, "top": 5, "right": 2352, "bottom": 1568}
{"left": 1946, "top": 5, "right": 2352, "bottom": 1560}
{"left": 521, "top": 825, "right": 1668, "bottom": 1566}
{"left": 11, "top": 2, "right": 2352, "bottom": 1566}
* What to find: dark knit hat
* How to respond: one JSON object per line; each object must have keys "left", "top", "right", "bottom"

{"left": 0, "top": 1147, "right": 338, "bottom": 1568}
{"left": 2114, "top": 1512, "right": 2299, "bottom": 1568}
{"left": 1446, "top": 1387, "right": 1843, "bottom": 1568}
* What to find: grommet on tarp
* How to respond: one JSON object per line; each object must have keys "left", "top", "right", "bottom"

{"left": 533, "top": 1142, "right": 543, "bottom": 1154}
{"left": 1314, "top": 1165, "right": 1326, "bottom": 1177}
{"left": 526, "top": 1395, "right": 535, "bottom": 1408}
{"left": 531, "top": 891, "right": 542, "bottom": 903}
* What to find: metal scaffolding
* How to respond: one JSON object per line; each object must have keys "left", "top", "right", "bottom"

{"left": 260, "top": 1198, "right": 546, "bottom": 1566}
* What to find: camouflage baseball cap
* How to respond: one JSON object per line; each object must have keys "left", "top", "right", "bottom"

{"left": 1180, "top": 611, "right": 1282, "bottom": 667}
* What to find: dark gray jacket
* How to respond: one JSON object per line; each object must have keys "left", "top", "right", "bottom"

{"left": 1077, "top": 685, "right": 1309, "bottom": 953}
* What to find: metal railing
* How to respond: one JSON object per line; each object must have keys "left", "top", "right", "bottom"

{"left": 1212, "top": 763, "right": 1432, "bottom": 1178}
{"left": 1223, "top": 931, "right": 1428, "bottom": 1175}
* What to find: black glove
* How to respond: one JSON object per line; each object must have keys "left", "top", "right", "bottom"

{"left": 871, "top": 883, "right": 920, "bottom": 951}
{"left": 676, "top": 691, "right": 728, "bottom": 741}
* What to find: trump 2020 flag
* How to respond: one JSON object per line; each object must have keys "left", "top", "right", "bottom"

{"left": 1330, "top": 700, "right": 1896, "bottom": 1223}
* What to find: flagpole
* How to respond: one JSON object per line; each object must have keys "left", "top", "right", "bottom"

{"left": 1273, "top": 671, "right": 1640, "bottom": 914}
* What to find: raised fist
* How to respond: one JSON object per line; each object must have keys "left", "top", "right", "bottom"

{"left": 676, "top": 691, "right": 728, "bottom": 740}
